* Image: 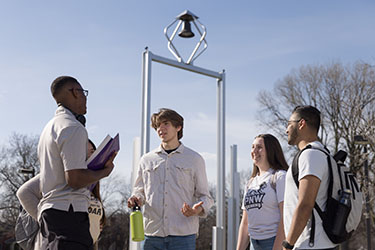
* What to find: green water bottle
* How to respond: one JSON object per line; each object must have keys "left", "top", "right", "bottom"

{"left": 130, "top": 202, "right": 145, "bottom": 241}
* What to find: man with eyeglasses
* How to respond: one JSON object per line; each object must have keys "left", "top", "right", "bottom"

{"left": 282, "top": 106, "right": 338, "bottom": 250}
{"left": 38, "top": 76, "right": 116, "bottom": 250}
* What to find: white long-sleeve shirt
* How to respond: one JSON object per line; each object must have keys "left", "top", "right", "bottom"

{"left": 17, "top": 175, "right": 42, "bottom": 220}
{"left": 132, "top": 143, "right": 213, "bottom": 237}
{"left": 17, "top": 174, "right": 103, "bottom": 244}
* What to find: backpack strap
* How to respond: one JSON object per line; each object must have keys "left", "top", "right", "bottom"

{"left": 333, "top": 150, "right": 346, "bottom": 192}
{"left": 270, "top": 170, "right": 277, "bottom": 191}
{"left": 247, "top": 170, "right": 277, "bottom": 191}
{"left": 246, "top": 177, "right": 254, "bottom": 190}
{"left": 291, "top": 145, "right": 316, "bottom": 187}
{"left": 309, "top": 212, "right": 316, "bottom": 247}
{"left": 291, "top": 144, "right": 334, "bottom": 247}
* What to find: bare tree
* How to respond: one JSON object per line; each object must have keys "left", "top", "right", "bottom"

{"left": 100, "top": 175, "right": 132, "bottom": 214}
{"left": 257, "top": 61, "right": 375, "bottom": 249}
{"left": 0, "top": 133, "right": 39, "bottom": 227}
{"left": 196, "top": 183, "right": 216, "bottom": 250}
{"left": 96, "top": 175, "right": 132, "bottom": 250}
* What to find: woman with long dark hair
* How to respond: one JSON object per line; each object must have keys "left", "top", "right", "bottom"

{"left": 237, "top": 134, "right": 288, "bottom": 250}
{"left": 87, "top": 139, "right": 106, "bottom": 250}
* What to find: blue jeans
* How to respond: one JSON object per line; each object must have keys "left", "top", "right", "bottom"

{"left": 143, "top": 234, "right": 196, "bottom": 250}
{"left": 250, "top": 236, "right": 275, "bottom": 250}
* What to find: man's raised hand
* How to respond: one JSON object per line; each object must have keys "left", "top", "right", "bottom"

{"left": 181, "top": 201, "right": 204, "bottom": 217}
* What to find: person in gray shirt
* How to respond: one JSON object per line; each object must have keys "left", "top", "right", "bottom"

{"left": 38, "top": 76, "right": 116, "bottom": 250}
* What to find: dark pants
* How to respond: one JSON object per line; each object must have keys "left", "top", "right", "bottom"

{"left": 40, "top": 205, "right": 93, "bottom": 250}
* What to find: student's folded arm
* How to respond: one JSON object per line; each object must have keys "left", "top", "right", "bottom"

{"left": 65, "top": 154, "right": 115, "bottom": 189}
{"left": 66, "top": 169, "right": 99, "bottom": 189}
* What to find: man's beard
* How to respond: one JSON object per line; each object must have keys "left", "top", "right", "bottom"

{"left": 288, "top": 126, "right": 298, "bottom": 145}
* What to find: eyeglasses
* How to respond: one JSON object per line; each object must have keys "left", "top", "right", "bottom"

{"left": 69, "top": 88, "right": 89, "bottom": 97}
{"left": 286, "top": 118, "right": 303, "bottom": 127}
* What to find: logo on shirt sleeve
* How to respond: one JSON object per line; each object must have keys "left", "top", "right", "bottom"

{"left": 88, "top": 206, "right": 102, "bottom": 216}
{"left": 244, "top": 182, "right": 267, "bottom": 210}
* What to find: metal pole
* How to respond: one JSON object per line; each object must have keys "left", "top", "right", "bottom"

{"left": 140, "top": 49, "right": 226, "bottom": 250}
{"left": 363, "top": 146, "right": 372, "bottom": 250}
{"left": 129, "top": 137, "right": 142, "bottom": 250}
{"left": 141, "top": 49, "right": 152, "bottom": 156}
{"left": 212, "top": 226, "right": 224, "bottom": 250}
{"left": 221, "top": 71, "right": 226, "bottom": 250}
{"left": 228, "top": 145, "right": 238, "bottom": 250}
{"left": 216, "top": 71, "right": 226, "bottom": 250}
{"left": 233, "top": 145, "right": 240, "bottom": 249}
{"left": 151, "top": 53, "right": 221, "bottom": 79}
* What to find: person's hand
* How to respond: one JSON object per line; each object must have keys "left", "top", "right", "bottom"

{"left": 103, "top": 152, "right": 117, "bottom": 177}
{"left": 127, "top": 195, "right": 143, "bottom": 208}
{"left": 181, "top": 201, "right": 204, "bottom": 217}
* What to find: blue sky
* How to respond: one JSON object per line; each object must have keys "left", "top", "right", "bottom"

{"left": 1, "top": 1, "right": 374, "bottom": 183}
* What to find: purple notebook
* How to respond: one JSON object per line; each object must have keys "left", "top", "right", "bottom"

{"left": 87, "top": 133, "right": 120, "bottom": 170}
{"left": 87, "top": 133, "right": 119, "bottom": 191}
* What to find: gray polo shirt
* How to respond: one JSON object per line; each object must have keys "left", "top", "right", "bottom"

{"left": 38, "top": 106, "right": 90, "bottom": 219}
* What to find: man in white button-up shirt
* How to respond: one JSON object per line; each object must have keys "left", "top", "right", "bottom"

{"left": 128, "top": 108, "right": 213, "bottom": 250}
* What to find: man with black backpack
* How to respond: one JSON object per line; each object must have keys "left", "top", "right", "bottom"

{"left": 282, "top": 106, "right": 338, "bottom": 250}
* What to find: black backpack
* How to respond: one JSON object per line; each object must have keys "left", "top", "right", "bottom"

{"left": 292, "top": 145, "right": 363, "bottom": 246}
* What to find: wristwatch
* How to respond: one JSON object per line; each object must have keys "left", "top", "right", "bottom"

{"left": 282, "top": 240, "right": 294, "bottom": 249}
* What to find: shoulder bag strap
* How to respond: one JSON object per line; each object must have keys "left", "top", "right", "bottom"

{"left": 270, "top": 170, "right": 277, "bottom": 191}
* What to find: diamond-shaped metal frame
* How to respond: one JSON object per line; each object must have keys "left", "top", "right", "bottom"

{"left": 164, "top": 11, "right": 207, "bottom": 65}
